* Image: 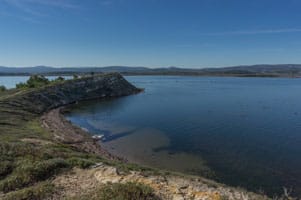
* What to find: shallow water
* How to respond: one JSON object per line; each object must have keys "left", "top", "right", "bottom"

{"left": 65, "top": 76, "right": 301, "bottom": 196}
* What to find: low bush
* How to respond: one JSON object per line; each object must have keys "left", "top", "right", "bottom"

{"left": 54, "top": 76, "right": 65, "bottom": 82}
{"left": 0, "top": 161, "right": 13, "bottom": 179}
{"left": 16, "top": 75, "right": 54, "bottom": 89}
{"left": 0, "top": 85, "right": 6, "bottom": 92}
{"left": 73, "top": 182, "right": 161, "bottom": 200}
{"left": 0, "top": 158, "right": 69, "bottom": 193}
{"left": 16, "top": 75, "right": 49, "bottom": 89}
{"left": 26, "top": 75, "right": 50, "bottom": 88}
{"left": 2, "top": 182, "right": 55, "bottom": 200}
{"left": 67, "top": 157, "right": 96, "bottom": 169}
{"left": 0, "top": 142, "right": 37, "bottom": 158}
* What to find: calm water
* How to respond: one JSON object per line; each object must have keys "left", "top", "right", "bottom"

{"left": 0, "top": 76, "right": 72, "bottom": 89}
{"left": 64, "top": 76, "right": 301, "bottom": 196}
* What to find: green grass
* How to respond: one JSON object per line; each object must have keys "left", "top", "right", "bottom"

{"left": 67, "top": 157, "right": 96, "bottom": 169}
{"left": 0, "top": 88, "right": 104, "bottom": 195}
{"left": 0, "top": 158, "right": 69, "bottom": 193}
{"left": 70, "top": 182, "right": 162, "bottom": 200}
{"left": 2, "top": 182, "right": 55, "bottom": 200}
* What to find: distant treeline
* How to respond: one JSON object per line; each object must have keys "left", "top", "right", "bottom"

{"left": 1, "top": 64, "right": 301, "bottom": 77}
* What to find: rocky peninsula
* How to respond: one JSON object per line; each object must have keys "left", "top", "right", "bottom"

{"left": 0, "top": 73, "right": 277, "bottom": 199}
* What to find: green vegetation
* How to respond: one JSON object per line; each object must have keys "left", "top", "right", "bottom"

{"left": 0, "top": 85, "right": 103, "bottom": 198}
{"left": 0, "top": 85, "right": 6, "bottom": 92}
{"left": 55, "top": 76, "right": 65, "bottom": 82}
{"left": 71, "top": 182, "right": 161, "bottom": 200}
{"left": 16, "top": 75, "right": 49, "bottom": 89}
{"left": 67, "top": 157, "right": 97, "bottom": 169}
{"left": 1, "top": 158, "right": 67, "bottom": 193}
{"left": 0, "top": 137, "right": 110, "bottom": 193}
{"left": 2, "top": 182, "right": 55, "bottom": 200}
{"left": 0, "top": 128, "right": 104, "bottom": 196}
{"left": 15, "top": 75, "right": 67, "bottom": 89}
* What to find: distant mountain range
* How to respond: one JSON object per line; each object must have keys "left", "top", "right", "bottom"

{"left": 1, "top": 64, "right": 301, "bottom": 77}
{"left": 0, "top": 66, "right": 149, "bottom": 74}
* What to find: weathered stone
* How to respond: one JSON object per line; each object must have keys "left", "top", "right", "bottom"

{"left": 0, "top": 73, "right": 141, "bottom": 116}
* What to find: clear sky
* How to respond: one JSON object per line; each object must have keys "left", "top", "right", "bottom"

{"left": 1, "top": 0, "right": 301, "bottom": 68}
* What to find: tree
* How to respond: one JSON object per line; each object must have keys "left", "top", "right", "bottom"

{"left": 26, "top": 75, "right": 50, "bottom": 88}
{"left": 55, "top": 76, "right": 65, "bottom": 82}
{"left": 16, "top": 75, "right": 50, "bottom": 89}
{"left": 0, "top": 85, "right": 6, "bottom": 92}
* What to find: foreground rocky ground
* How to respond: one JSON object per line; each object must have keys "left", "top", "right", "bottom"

{"left": 52, "top": 163, "right": 269, "bottom": 200}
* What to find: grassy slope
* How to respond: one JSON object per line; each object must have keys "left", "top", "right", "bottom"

{"left": 0, "top": 88, "right": 102, "bottom": 199}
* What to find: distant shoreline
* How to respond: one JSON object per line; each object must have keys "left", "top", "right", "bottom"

{"left": 0, "top": 72, "right": 297, "bottom": 78}
{"left": 1, "top": 64, "right": 301, "bottom": 78}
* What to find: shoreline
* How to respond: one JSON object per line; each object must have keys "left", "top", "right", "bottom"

{"left": 41, "top": 106, "right": 271, "bottom": 200}
{"left": 41, "top": 106, "right": 125, "bottom": 162}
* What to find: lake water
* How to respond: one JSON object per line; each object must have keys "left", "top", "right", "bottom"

{"left": 6, "top": 75, "right": 298, "bottom": 196}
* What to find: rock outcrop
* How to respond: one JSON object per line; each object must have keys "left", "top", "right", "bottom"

{"left": 1, "top": 73, "right": 140, "bottom": 115}
{"left": 0, "top": 73, "right": 141, "bottom": 158}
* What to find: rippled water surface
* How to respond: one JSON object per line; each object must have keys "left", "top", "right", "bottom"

{"left": 65, "top": 76, "right": 301, "bottom": 196}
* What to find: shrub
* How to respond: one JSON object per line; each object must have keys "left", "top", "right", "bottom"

{"left": 54, "top": 76, "right": 65, "bottom": 82}
{"left": 16, "top": 75, "right": 50, "bottom": 89}
{"left": 32, "top": 158, "right": 70, "bottom": 180}
{"left": 16, "top": 82, "right": 27, "bottom": 89}
{"left": 67, "top": 157, "right": 95, "bottom": 169}
{"left": 2, "top": 182, "right": 55, "bottom": 200}
{"left": 0, "top": 85, "right": 6, "bottom": 92}
{"left": 0, "top": 158, "right": 69, "bottom": 193}
{"left": 0, "top": 161, "right": 13, "bottom": 179}
{"left": 74, "top": 182, "right": 161, "bottom": 200}
{"left": 26, "top": 75, "right": 49, "bottom": 88}
{"left": 0, "top": 142, "right": 39, "bottom": 158}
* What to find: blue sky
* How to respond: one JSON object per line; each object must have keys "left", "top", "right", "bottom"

{"left": 1, "top": 0, "right": 301, "bottom": 68}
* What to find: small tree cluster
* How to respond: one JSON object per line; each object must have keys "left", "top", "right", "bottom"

{"left": 0, "top": 85, "right": 6, "bottom": 92}
{"left": 54, "top": 76, "right": 65, "bottom": 82}
{"left": 16, "top": 75, "right": 52, "bottom": 89}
